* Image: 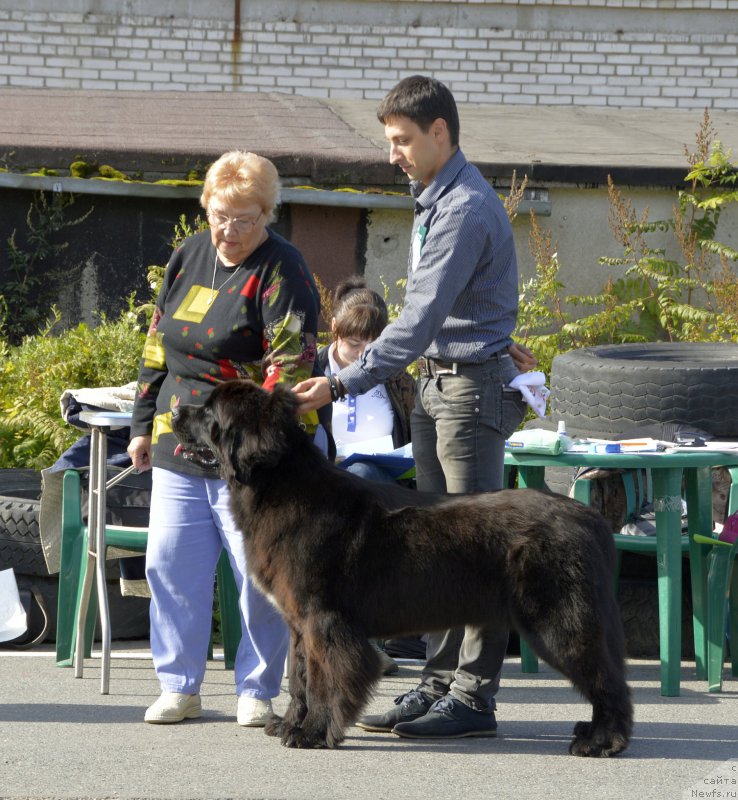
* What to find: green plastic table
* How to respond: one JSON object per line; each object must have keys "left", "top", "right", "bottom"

{"left": 504, "top": 448, "right": 738, "bottom": 696}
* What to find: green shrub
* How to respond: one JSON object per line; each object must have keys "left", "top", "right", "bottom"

{"left": 0, "top": 302, "right": 145, "bottom": 468}
{"left": 0, "top": 212, "right": 210, "bottom": 470}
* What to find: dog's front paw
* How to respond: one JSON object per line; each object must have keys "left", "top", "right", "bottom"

{"left": 281, "top": 726, "right": 329, "bottom": 749}
{"left": 570, "top": 721, "right": 629, "bottom": 758}
{"left": 264, "top": 715, "right": 286, "bottom": 738}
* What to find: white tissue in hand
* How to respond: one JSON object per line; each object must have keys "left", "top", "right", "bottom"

{"left": 508, "top": 371, "right": 550, "bottom": 418}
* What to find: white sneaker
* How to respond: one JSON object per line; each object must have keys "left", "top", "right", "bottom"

{"left": 237, "top": 696, "right": 274, "bottom": 727}
{"left": 144, "top": 692, "right": 202, "bottom": 724}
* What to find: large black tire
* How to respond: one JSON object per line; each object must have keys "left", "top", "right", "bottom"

{"left": 0, "top": 495, "right": 47, "bottom": 576}
{"left": 551, "top": 342, "right": 738, "bottom": 440}
{"left": 618, "top": 577, "right": 694, "bottom": 658}
{"left": 0, "top": 468, "right": 150, "bottom": 643}
{"left": 13, "top": 573, "right": 150, "bottom": 643}
{"left": 0, "top": 469, "right": 47, "bottom": 576}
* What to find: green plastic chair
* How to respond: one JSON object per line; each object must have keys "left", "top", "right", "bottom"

{"left": 55, "top": 468, "right": 242, "bottom": 674}
{"left": 692, "top": 531, "right": 738, "bottom": 692}
{"left": 569, "top": 467, "right": 677, "bottom": 585}
{"left": 518, "top": 468, "right": 690, "bottom": 675}
{"left": 573, "top": 467, "right": 738, "bottom": 688}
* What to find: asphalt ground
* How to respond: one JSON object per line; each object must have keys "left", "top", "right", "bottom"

{"left": 1, "top": 642, "right": 737, "bottom": 800}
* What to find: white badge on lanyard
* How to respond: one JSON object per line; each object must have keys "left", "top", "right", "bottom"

{"left": 411, "top": 225, "right": 428, "bottom": 272}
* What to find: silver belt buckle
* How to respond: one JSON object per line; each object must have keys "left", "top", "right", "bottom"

{"left": 435, "top": 362, "right": 458, "bottom": 376}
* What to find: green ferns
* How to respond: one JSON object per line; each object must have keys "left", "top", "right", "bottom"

{"left": 0, "top": 305, "right": 145, "bottom": 468}
{"left": 517, "top": 110, "right": 738, "bottom": 379}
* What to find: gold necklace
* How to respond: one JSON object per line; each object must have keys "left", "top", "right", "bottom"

{"left": 208, "top": 251, "right": 245, "bottom": 305}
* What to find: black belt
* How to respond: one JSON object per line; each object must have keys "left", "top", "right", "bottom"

{"left": 417, "top": 352, "right": 508, "bottom": 378}
{"left": 417, "top": 356, "right": 463, "bottom": 377}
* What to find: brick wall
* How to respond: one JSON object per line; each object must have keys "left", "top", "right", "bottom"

{"left": 0, "top": 0, "right": 736, "bottom": 109}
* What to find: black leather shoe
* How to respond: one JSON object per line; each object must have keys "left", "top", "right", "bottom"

{"left": 392, "top": 696, "right": 498, "bottom": 739}
{"left": 356, "top": 689, "right": 434, "bottom": 732}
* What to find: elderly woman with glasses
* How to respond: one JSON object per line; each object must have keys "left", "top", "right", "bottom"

{"left": 128, "top": 150, "right": 326, "bottom": 726}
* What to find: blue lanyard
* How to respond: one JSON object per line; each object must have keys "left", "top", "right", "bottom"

{"left": 346, "top": 392, "right": 357, "bottom": 432}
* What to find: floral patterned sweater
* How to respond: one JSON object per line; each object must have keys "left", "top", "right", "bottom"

{"left": 130, "top": 228, "right": 321, "bottom": 477}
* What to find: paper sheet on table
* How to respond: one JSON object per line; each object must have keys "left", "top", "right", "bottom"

{"left": 618, "top": 438, "right": 670, "bottom": 451}
{"left": 666, "top": 441, "right": 738, "bottom": 453}
{"left": 566, "top": 437, "right": 668, "bottom": 453}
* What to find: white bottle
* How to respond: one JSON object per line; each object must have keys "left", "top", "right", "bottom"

{"left": 557, "top": 420, "right": 572, "bottom": 452}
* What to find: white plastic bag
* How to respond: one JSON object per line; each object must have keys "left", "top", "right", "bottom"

{"left": 0, "top": 568, "right": 28, "bottom": 643}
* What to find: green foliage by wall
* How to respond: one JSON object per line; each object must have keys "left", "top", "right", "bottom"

{"left": 517, "top": 110, "right": 738, "bottom": 379}
{"left": 0, "top": 209, "right": 213, "bottom": 469}
{"left": 1, "top": 113, "right": 737, "bottom": 469}
{"left": 0, "top": 305, "right": 145, "bottom": 468}
{"left": 0, "top": 192, "right": 91, "bottom": 346}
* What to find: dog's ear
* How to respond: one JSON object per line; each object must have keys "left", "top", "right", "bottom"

{"left": 263, "top": 382, "right": 302, "bottom": 429}
{"left": 219, "top": 382, "right": 300, "bottom": 484}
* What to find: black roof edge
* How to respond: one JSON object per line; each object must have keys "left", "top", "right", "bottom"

{"left": 479, "top": 162, "right": 690, "bottom": 189}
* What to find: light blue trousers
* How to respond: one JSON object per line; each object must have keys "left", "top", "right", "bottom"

{"left": 146, "top": 467, "right": 289, "bottom": 698}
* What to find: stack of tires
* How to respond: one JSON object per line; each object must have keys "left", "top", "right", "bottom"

{"left": 547, "top": 342, "right": 738, "bottom": 657}
{"left": 0, "top": 468, "right": 150, "bottom": 645}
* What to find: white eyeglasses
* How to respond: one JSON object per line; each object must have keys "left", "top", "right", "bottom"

{"left": 207, "top": 208, "right": 263, "bottom": 233}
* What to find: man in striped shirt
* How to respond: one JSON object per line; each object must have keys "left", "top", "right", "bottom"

{"left": 295, "top": 74, "right": 535, "bottom": 740}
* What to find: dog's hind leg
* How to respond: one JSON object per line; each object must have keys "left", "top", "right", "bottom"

{"left": 280, "top": 615, "right": 381, "bottom": 749}
{"left": 520, "top": 611, "right": 633, "bottom": 758}
{"left": 565, "top": 619, "right": 633, "bottom": 758}
{"left": 265, "top": 629, "right": 308, "bottom": 739}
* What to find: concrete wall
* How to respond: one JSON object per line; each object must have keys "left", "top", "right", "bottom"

{"left": 364, "top": 186, "right": 738, "bottom": 306}
{"left": 0, "top": 188, "right": 362, "bottom": 331}
{"left": 3, "top": 178, "right": 736, "bottom": 334}
{"left": 0, "top": 0, "right": 736, "bottom": 109}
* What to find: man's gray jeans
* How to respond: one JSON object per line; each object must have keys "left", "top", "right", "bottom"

{"left": 410, "top": 351, "right": 527, "bottom": 712}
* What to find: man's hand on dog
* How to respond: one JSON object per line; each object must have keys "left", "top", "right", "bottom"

{"left": 294, "top": 342, "right": 537, "bottom": 414}
{"left": 293, "top": 376, "right": 332, "bottom": 413}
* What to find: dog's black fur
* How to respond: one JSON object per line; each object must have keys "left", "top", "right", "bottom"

{"left": 172, "top": 380, "right": 633, "bottom": 756}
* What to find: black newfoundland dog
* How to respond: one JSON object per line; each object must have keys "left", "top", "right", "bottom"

{"left": 172, "top": 380, "right": 632, "bottom": 756}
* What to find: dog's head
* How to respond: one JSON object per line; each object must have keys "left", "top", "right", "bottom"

{"left": 171, "top": 379, "right": 303, "bottom": 484}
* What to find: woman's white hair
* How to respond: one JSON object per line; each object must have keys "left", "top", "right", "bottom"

{"left": 200, "top": 150, "right": 281, "bottom": 223}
